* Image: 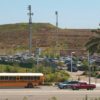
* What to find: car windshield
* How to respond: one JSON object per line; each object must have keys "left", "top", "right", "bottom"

{"left": 68, "top": 81, "right": 79, "bottom": 84}
{"left": 62, "top": 81, "right": 79, "bottom": 84}
{"left": 62, "top": 81, "right": 69, "bottom": 84}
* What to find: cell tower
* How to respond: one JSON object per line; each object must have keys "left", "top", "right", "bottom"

{"left": 27, "top": 5, "right": 33, "bottom": 55}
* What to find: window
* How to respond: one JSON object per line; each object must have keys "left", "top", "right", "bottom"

{"left": 20, "top": 76, "right": 31, "bottom": 80}
{"left": 4, "top": 76, "right": 8, "bottom": 80}
{"left": 9, "top": 76, "right": 16, "bottom": 80}
{"left": 20, "top": 76, "right": 40, "bottom": 80}
{"left": 34, "top": 76, "right": 40, "bottom": 80}
{"left": 0, "top": 76, "right": 4, "bottom": 80}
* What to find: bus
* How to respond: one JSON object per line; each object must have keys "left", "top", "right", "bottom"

{"left": 0, "top": 73, "right": 44, "bottom": 88}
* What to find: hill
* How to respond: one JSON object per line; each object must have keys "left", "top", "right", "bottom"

{"left": 0, "top": 23, "right": 94, "bottom": 55}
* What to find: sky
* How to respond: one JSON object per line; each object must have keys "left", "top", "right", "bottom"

{"left": 0, "top": 0, "right": 100, "bottom": 29}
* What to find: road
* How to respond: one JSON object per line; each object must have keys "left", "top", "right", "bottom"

{"left": 0, "top": 86, "right": 100, "bottom": 100}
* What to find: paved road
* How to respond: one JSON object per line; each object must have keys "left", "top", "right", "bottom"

{"left": 0, "top": 86, "right": 100, "bottom": 100}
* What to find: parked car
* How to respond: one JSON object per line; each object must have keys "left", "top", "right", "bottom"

{"left": 67, "top": 66, "right": 78, "bottom": 72}
{"left": 70, "top": 82, "right": 96, "bottom": 90}
{"left": 67, "top": 63, "right": 78, "bottom": 72}
{"left": 57, "top": 81, "right": 79, "bottom": 89}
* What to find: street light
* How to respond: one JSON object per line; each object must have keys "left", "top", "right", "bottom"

{"left": 88, "top": 51, "right": 91, "bottom": 84}
{"left": 27, "top": 5, "right": 33, "bottom": 56}
{"left": 71, "top": 52, "right": 75, "bottom": 72}
{"left": 55, "top": 11, "right": 58, "bottom": 56}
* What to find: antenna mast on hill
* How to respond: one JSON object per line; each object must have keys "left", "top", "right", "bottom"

{"left": 28, "top": 5, "right": 33, "bottom": 55}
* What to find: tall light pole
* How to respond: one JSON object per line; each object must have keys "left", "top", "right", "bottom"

{"left": 55, "top": 11, "right": 58, "bottom": 56}
{"left": 28, "top": 5, "right": 33, "bottom": 55}
{"left": 88, "top": 51, "right": 91, "bottom": 84}
{"left": 71, "top": 52, "right": 75, "bottom": 72}
{"left": 55, "top": 11, "right": 58, "bottom": 29}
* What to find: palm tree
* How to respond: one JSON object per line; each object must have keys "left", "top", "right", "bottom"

{"left": 85, "top": 29, "right": 100, "bottom": 54}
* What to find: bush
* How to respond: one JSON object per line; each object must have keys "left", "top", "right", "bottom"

{"left": 43, "top": 82, "right": 52, "bottom": 86}
{"left": 96, "top": 74, "right": 100, "bottom": 78}
{"left": 44, "top": 70, "right": 70, "bottom": 82}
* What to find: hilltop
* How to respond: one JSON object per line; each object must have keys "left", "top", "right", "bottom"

{"left": 0, "top": 23, "right": 94, "bottom": 55}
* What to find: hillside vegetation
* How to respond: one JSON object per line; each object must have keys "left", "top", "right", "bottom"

{"left": 0, "top": 23, "right": 94, "bottom": 55}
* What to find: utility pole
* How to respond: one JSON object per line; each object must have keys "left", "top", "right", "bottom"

{"left": 28, "top": 5, "right": 33, "bottom": 55}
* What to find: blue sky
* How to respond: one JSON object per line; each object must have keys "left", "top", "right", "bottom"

{"left": 0, "top": 0, "right": 100, "bottom": 29}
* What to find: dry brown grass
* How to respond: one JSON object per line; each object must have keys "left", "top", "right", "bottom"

{"left": 0, "top": 23, "right": 94, "bottom": 55}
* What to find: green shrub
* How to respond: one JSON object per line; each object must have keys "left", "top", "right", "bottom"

{"left": 44, "top": 70, "right": 69, "bottom": 82}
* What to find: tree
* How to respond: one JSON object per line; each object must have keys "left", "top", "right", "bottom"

{"left": 85, "top": 29, "right": 100, "bottom": 54}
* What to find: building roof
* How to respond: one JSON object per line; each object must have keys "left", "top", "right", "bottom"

{"left": 0, "top": 73, "right": 43, "bottom": 76}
